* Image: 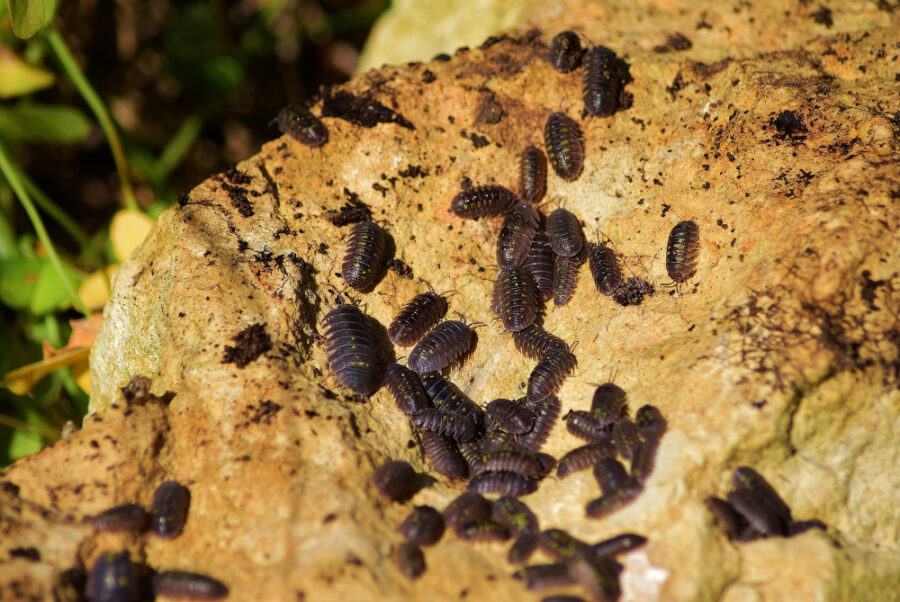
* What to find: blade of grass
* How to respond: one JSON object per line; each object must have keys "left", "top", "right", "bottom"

{"left": 0, "top": 139, "right": 89, "bottom": 316}
{"left": 155, "top": 112, "right": 204, "bottom": 183}
{"left": 0, "top": 413, "right": 58, "bottom": 441}
{"left": 43, "top": 26, "right": 138, "bottom": 211}
{"left": 17, "top": 165, "right": 92, "bottom": 250}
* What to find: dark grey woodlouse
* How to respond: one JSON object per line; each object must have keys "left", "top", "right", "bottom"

{"left": 611, "top": 417, "right": 642, "bottom": 461}
{"left": 513, "top": 563, "right": 576, "bottom": 591}
{"left": 468, "top": 470, "right": 537, "bottom": 497}
{"left": 494, "top": 266, "right": 540, "bottom": 332}
{"left": 705, "top": 496, "right": 747, "bottom": 541}
{"left": 407, "top": 320, "right": 474, "bottom": 373}
{"left": 635, "top": 404, "right": 667, "bottom": 440}
{"left": 150, "top": 481, "right": 190, "bottom": 539}
{"left": 522, "top": 231, "right": 555, "bottom": 301}
{"left": 415, "top": 372, "right": 484, "bottom": 441}
{"left": 591, "top": 533, "right": 647, "bottom": 558}
{"left": 537, "top": 529, "right": 591, "bottom": 561}
{"left": 485, "top": 399, "right": 535, "bottom": 434}
{"left": 527, "top": 348, "right": 577, "bottom": 402}
{"left": 87, "top": 503, "right": 149, "bottom": 533}
{"left": 567, "top": 553, "right": 621, "bottom": 602}
{"left": 373, "top": 460, "right": 418, "bottom": 502}
{"left": 388, "top": 292, "right": 448, "bottom": 347}
{"left": 630, "top": 438, "right": 659, "bottom": 484}
{"left": 544, "top": 112, "right": 584, "bottom": 181}
{"left": 497, "top": 202, "right": 541, "bottom": 268}
{"left": 341, "top": 221, "right": 386, "bottom": 292}
{"left": 398, "top": 505, "right": 446, "bottom": 546}
{"left": 275, "top": 104, "right": 328, "bottom": 147}
{"left": 556, "top": 440, "right": 616, "bottom": 478}
{"left": 481, "top": 425, "right": 517, "bottom": 452}
{"left": 547, "top": 30, "right": 584, "bottom": 73}
{"left": 451, "top": 184, "right": 517, "bottom": 218}
{"left": 396, "top": 542, "right": 426, "bottom": 580}
{"left": 565, "top": 410, "right": 610, "bottom": 442}
{"left": 474, "top": 450, "right": 546, "bottom": 477}
{"left": 152, "top": 571, "right": 229, "bottom": 600}
{"left": 666, "top": 220, "right": 700, "bottom": 283}
{"left": 384, "top": 363, "right": 431, "bottom": 417}
{"left": 443, "top": 491, "right": 492, "bottom": 531}
{"left": 590, "top": 383, "right": 628, "bottom": 427}
{"left": 456, "top": 518, "right": 511, "bottom": 541}
{"left": 515, "top": 395, "right": 561, "bottom": 451}
{"left": 585, "top": 486, "right": 642, "bottom": 519}
{"left": 728, "top": 466, "right": 791, "bottom": 535}
{"left": 87, "top": 551, "right": 138, "bottom": 602}
{"left": 547, "top": 208, "right": 584, "bottom": 258}
{"left": 588, "top": 243, "right": 623, "bottom": 295}
{"left": 321, "top": 304, "right": 379, "bottom": 395}
{"left": 519, "top": 145, "right": 548, "bottom": 204}
{"left": 553, "top": 243, "right": 588, "bottom": 306}
{"left": 582, "top": 46, "right": 621, "bottom": 117}
{"left": 421, "top": 430, "right": 468, "bottom": 480}
{"left": 512, "top": 323, "right": 569, "bottom": 361}
{"left": 509, "top": 531, "right": 540, "bottom": 565}
{"left": 492, "top": 496, "right": 539, "bottom": 535}
{"left": 592, "top": 458, "right": 635, "bottom": 496}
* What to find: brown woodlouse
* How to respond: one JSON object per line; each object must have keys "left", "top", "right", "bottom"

{"left": 492, "top": 496, "right": 539, "bottom": 535}
{"left": 416, "top": 372, "right": 483, "bottom": 441}
{"left": 456, "top": 518, "right": 511, "bottom": 542}
{"left": 373, "top": 460, "right": 418, "bottom": 502}
{"left": 556, "top": 440, "right": 616, "bottom": 478}
{"left": 544, "top": 112, "right": 584, "bottom": 181}
{"left": 519, "top": 145, "right": 548, "bottom": 204}
{"left": 592, "top": 458, "right": 636, "bottom": 496}
{"left": 150, "top": 480, "right": 190, "bottom": 539}
{"left": 590, "top": 383, "right": 628, "bottom": 427}
{"left": 565, "top": 410, "right": 610, "bottom": 442}
{"left": 508, "top": 531, "right": 541, "bottom": 565}
{"left": 485, "top": 399, "right": 535, "bottom": 435}
{"left": 451, "top": 184, "right": 517, "bottom": 218}
{"left": 538, "top": 529, "right": 591, "bottom": 561}
{"left": 630, "top": 438, "right": 659, "bottom": 484}
{"left": 728, "top": 466, "right": 792, "bottom": 535}
{"left": 512, "top": 323, "right": 569, "bottom": 360}
{"left": 494, "top": 266, "right": 540, "bottom": 332}
{"left": 398, "top": 505, "right": 446, "bottom": 546}
{"left": 611, "top": 417, "right": 642, "bottom": 461}
{"left": 582, "top": 46, "right": 621, "bottom": 117}
{"left": 87, "top": 551, "right": 138, "bottom": 602}
{"left": 152, "top": 570, "right": 229, "bottom": 600}
{"left": 665, "top": 220, "right": 700, "bottom": 283}
{"left": 384, "top": 363, "right": 431, "bottom": 417}
{"left": 321, "top": 304, "right": 379, "bottom": 395}
{"left": 513, "top": 563, "right": 575, "bottom": 591}
{"left": 274, "top": 104, "right": 328, "bottom": 147}
{"left": 705, "top": 496, "right": 747, "bottom": 541}
{"left": 527, "top": 349, "right": 577, "bottom": 402}
{"left": 585, "top": 488, "right": 642, "bottom": 520}
{"left": 468, "top": 470, "right": 537, "bottom": 497}
{"left": 497, "top": 202, "right": 541, "bottom": 267}
{"left": 407, "top": 320, "right": 474, "bottom": 373}
{"left": 87, "top": 503, "right": 149, "bottom": 533}
{"left": 567, "top": 553, "right": 621, "bottom": 602}
{"left": 635, "top": 404, "right": 667, "bottom": 440}
{"left": 553, "top": 243, "right": 588, "bottom": 306}
{"left": 341, "top": 220, "right": 386, "bottom": 291}
{"left": 421, "top": 430, "right": 468, "bottom": 480}
{"left": 479, "top": 425, "right": 516, "bottom": 453}
{"left": 396, "top": 542, "right": 426, "bottom": 580}
{"left": 443, "top": 491, "right": 492, "bottom": 531}
{"left": 522, "top": 231, "right": 555, "bottom": 301}
{"left": 588, "top": 243, "right": 623, "bottom": 295}
{"left": 515, "top": 395, "right": 561, "bottom": 451}
{"left": 473, "top": 450, "right": 547, "bottom": 477}
{"left": 591, "top": 533, "right": 647, "bottom": 558}
{"left": 547, "top": 30, "right": 584, "bottom": 73}
{"left": 547, "top": 209, "right": 584, "bottom": 258}
{"left": 388, "top": 292, "right": 448, "bottom": 347}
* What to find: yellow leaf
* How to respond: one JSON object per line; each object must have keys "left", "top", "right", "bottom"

{"left": 77, "top": 265, "right": 118, "bottom": 311}
{"left": 3, "top": 347, "right": 91, "bottom": 395}
{"left": 0, "top": 45, "right": 54, "bottom": 98}
{"left": 72, "top": 358, "right": 91, "bottom": 395}
{"left": 110, "top": 209, "right": 154, "bottom": 262}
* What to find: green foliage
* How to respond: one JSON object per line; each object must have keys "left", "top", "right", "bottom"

{"left": 6, "top": 0, "right": 44, "bottom": 39}
{"left": 0, "top": 103, "right": 89, "bottom": 143}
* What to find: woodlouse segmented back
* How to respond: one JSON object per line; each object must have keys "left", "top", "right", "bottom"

{"left": 87, "top": 503, "right": 149, "bottom": 533}
{"left": 611, "top": 417, "right": 642, "bottom": 461}
{"left": 407, "top": 320, "right": 473, "bottom": 373}
{"left": 384, "top": 363, "right": 431, "bottom": 417}
{"left": 513, "top": 563, "right": 576, "bottom": 591}
{"left": 565, "top": 410, "right": 610, "bottom": 442}
{"left": 474, "top": 450, "right": 546, "bottom": 477}
{"left": 388, "top": 292, "right": 448, "bottom": 347}
{"left": 556, "top": 440, "right": 616, "bottom": 478}
{"left": 87, "top": 551, "right": 138, "bottom": 602}
{"left": 527, "top": 348, "right": 577, "bottom": 402}
{"left": 666, "top": 220, "right": 700, "bottom": 283}
{"left": 592, "top": 458, "right": 635, "bottom": 496}
{"left": 591, "top": 533, "right": 647, "bottom": 558}
{"left": 150, "top": 480, "right": 190, "bottom": 539}
{"left": 508, "top": 531, "right": 540, "bottom": 565}
{"left": 341, "top": 221, "right": 387, "bottom": 292}
{"left": 485, "top": 398, "right": 535, "bottom": 434}
{"left": 497, "top": 202, "right": 541, "bottom": 268}
{"left": 630, "top": 437, "right": 659, "bottom": 484}
{"left": 515, "top": 395, "right": 561, "bottom": 451}
{"left": 544, "top": 112, "right": 584, "bottom": 181}
{"left": 512, "top": 323, "right": 569, "bottom": 360}
{"left": 443, "top": 491, "right": 492, "bottom": 531}
{"left": 522, "top": 231, "right": 555, "bottom": 302}
{"left": 491, "top": 496, "right": 539, "bottom": 535}
{"left": 635, "top": 404, "right": 667, "bottom": 440}
{"left": 456, "top": 518, "right": 511, "bottom": 541}
{"left": 417, "top": 372, "right": 484, "bottom": 441}
{"left": 494, "top": 266, "right": 540, "bottom": 332}
{"left": 468, "top": 470, "right": 538, "bottom": 497}
{"left": 321, "top": 304, "right": 379, "bottom": 395}
{"left": 582, "top": 46, "right": 621, "bottom": 117}
{"left": 152, "top": 570, "right": 230, "bottom": 600}
{"left": 373, "top": 460, "right": 418, "bottom": 502}
{"left": 398, "top": 505, "right": 446, "bottom": 546}
{"left": 588, "top": 242, "right": 623, "bottom": 295}
{"left": 519, "top": 145, "right": 548, "bottom": 203}
{"left": 590, "top": 383, "right": 628, "bottom": 427}
{"left": 421, "top": 430, "right": 468, "bottom": 480}
{"left": 396, "top": 542, "right": 426, "bottom": 580}
{"left": 451, "top": 184, "right": 518, "bottom": 218}
{"left": 275, "top": 104, "right": 328, "bottom": 147}
{"left": 553, "top": 243, "right": 588, "bottom": 306}
{"left": 547, "top": 30, "right": 584, "bottom": 73}
{"left": 547, "top": 209, "right": 584, "bottom": 258}
{"left": 537, "top": 529, "right": 591, "bottom": 561}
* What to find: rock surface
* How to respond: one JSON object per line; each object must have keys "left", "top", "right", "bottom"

{"left": 2, "top": 1, "right": 900, "bottom": 600}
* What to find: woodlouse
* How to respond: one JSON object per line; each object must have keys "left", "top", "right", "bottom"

{"left": 522, "top": 232, "right": 555, "bottom": 301}
{"left": 384, "top": 363, "right": 431, "bottom": 417}
{"left": 553, "top": 243, "right": 587, "bottom": 306}
{"left": 152, "top": 571, "right": 229, "bottom": 600}
{"left": 275, "top": 104, "right": 328, "bottom": 147}
{"left": 591, "top": 533, "right": 647, "bottom": 558}
{"left": 321, "top": 304, "right": 379, "bottom": 395}
{"left": 494, "top": 266, "right": 540, "bottom": 332}
{"left": 556, "top": 440, "right": 616, "bottom": 478}
{"left": 388, "top": 292, "right": 448, "bottom": 347}
{"left": 547, "top": 30, "right": 584, "bottom": 73}
{"left": 538, "top": 529, "right": 591, "bottom": 561}
{"left": 527, "top": 349, "right": 577, "bottom": 402}
{"left": 479, "top": 425, "right": 516, "bottom": 453}
{"left": 497, "top": 202, "right": 540, "bottom": 267}
{"left": 512, "top": 323, "right": 568, "bottom": 361}
{"left": 519, "top": 145, "right": 548, "bottom": 203}
{"left": 728, "top": 467, "right": 791, "bottom": 535}
{"left": 565, "top": 410, "right": 610, "bottom": 442}
{"left": 508, "top": 531, "right": 540, "bottom": 565}
{"left": 87, "top": 503, "right": 149, "bottom": 533}
{"left": 485, "top": 399, "right": 535, "bottom": 435}
{"left": 515, "top": 395, "right": 561, "bottom": 451}
{"left": 584, "top": 487, "right": 642, "bottom": 520}
{"left": 547, "top": 209, "right": 584, "bottom": 258}
{"left": 456, "top": 518, "right": 511, "bottom": 542}
{"left": 567, "top": 553, "right": 621, "bottom": 602}
{"left": 491, "top": 496, "right": 538, "bottom": 535}
{"left": 443, "top": 491, "right": 492, "bottom": 531}
{"left": 582, "top": 46, "right": 620, "bottom": 117}
{"left": 407, "top": 320, "right": 474, "bottom": 373}
{"left": 513, "top": 563, "right": 575, "bottom": 590}
{"left": 451, "top": 184, "right": 517, "bottom": 218}
{"left": 544, "top": 112, "right": 584, "bottom": 181}
{"left": 588, "top": 243, "right": 623, "bottom": 295}
{"left": 665, "top": 220, "right": 700, "bottom": 283}
{"left": 705, "top": 496, "right": 747, "bottom": 541}
{"left": 474, "top": 450, "right": 546, "bottom": 477}
{"left": 635, "top": 404, "right": 667, "bottom": 440}
{"left": 416, "top": 372, "right": 483, "bottom": 441}
{"left": 611, "top": 417, "right": 642, "bottom": 461}
{"left": 87, "top": 551, "right": 138, "bottom": 602}
{"left": 468, "top": 470, "right": 537, "bottom": 497}
{"left": 341, "top": 221, "right": 386, "bottom": 291}
{"left": 150, "top": 480, "right": 190, "bottom": 539}
{"left": 396, "top": 542, "right": 426, "bottom": 580}
{"left": 590, "top": 383, "right": 628, "bottom": 427}
{"left": 373, "top": 460, "right": 418, "bottom": 502}
{"left": 398, "top": 505, "right": 446, "bottom": 546}
{"left": 629, "top": 438, "right": 659, "bottom": 484}
{"left": 592, "top": 458, "right": 635, "bottom": 496}
{"left": 421, "top": 430, "right": 468, "bottom": 480}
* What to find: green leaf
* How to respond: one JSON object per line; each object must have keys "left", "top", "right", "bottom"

{"left": 7, "top": 427, "right": 42, "bottom": 460}
{"left": 0, "top": 256, "right": 42, "bottom": 309}
{"left": 28, "top": 258, "right": 81, "bottom": 315}
{"left": 0, "top": 104, "right": 90, "bottom": 144}
{"left": 7, "top": 0, "right": 45, "bottom": 40}
{"left": 0, "top": 45, "right": 54, "bottom": 98}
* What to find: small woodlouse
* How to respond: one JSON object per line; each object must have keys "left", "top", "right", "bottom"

{"left": 87, "top": 503, "right": 149, "bottom": 533}
{"left": 396, "top": 542, "right": 426, "bottom": 580}
{"left": 519, "top": 145, "right": 548, "bottom": 204}
{"left": 584, "top": 487, "right": 642, "bottom": 520}
{"left": 407, "top": 320, "right": 473, "bottom": 373}
{"left": 152, "top": 570, "right": 229, "bottom": 600}
{"left": 547, "top": 209, "right": 584, "bottom": 258}
{"left": 634, "top": 404, "right": 667, "bottom": 440}
{"left": 475, "top": 450, "right": 546, "bottom": 477}
{"left": 591, "top": 533, "right": 647, "bottom": 558}
{"left": 388, "top": 292, "right": 448, "bottom": 347}
{"left": 497, "top": 202, "right": 540, "bottom": 267}
{"left": 592, "top": 458, "right": 634, "bottom": 496}
{"left": 527, "top": 348, "right": 577, "bottom": 402}
{"left": 468, "top": 470, "right": 537, "bottom": 497}
{"left": 373, "top": 460, "right": 418, "bottom": 502}
{"left": 341, "top": 221, "right": 386, "bottom": 292}
{"left": 417, "top": 372, "right": 484, "bottom": 441}
{"left": 556, "top": 440, "right": 616, "bottom": 478}
{"left": 544, "top": 112, "right": 584, "bottom": 181}
{"left": 553, "top": 244, "right": 587, "bottom": 306}
{"left": 565, "top": 410, "right": 610, "bottom": 442}
{"left": 611, "top": 417, "right": 642, "bottom": 461}
{"left": 582, "top": 46, "right": 620, "bottom": 117}
{"left": 321, "top": 304, "right": 379, "bottom": 395}
{"left": 275, "top": 104, "right": 328, "bottom": 147}
{"left": 508, "top": 531, "right": 540, "bottom": 565}
{"left": 590, "top": 383, "right": 628, "bottom": 427}
{"left": 567, "top": 553, "right": 621, "bottom": 602}
{"left": 494, "top": 266, "right": 540, "bottom": 332}
{"left": 457, "top": 518, "right": 511, "bottom": 542}
{"left": 547, "top": 30, "right": 584, "bottom": 73}
{"left": 443, "top": 491, "right": 492, "bottom": 531}
{"left": 728, "top": 466, "right": 791, "bottom": 535}
{"left": 87, "top": 551, "right": 138, "bottom": 602}
{"left": 398, "top": 505, "right": 445, "bottom": 546}
{"left": 665, "top": 220, "right": 700, "bottom": 283}
{"left": 485, "top": 399, "right": 535, "bottom": 435}
{"left": 522, "top": 232, "right": 555, "bottom": 301}
{"left": 478, "top": 426, "right": 517, "bottom": 455}
{"left": 538, "top": 529, "right": 591, "bottom": 561}
{"left": 451, "top": 184, "right": 517, "bottom": 218}
{"left": 705, "top": 496, "right": 747, "bottom": 541}
{"left": 588, "top": 243, "right": 623, "bottom": 295}
{"left": 513, "top": 563, "right": 575, "bottom": 591}
{"left": 421, "top": 430, "right": 468, "bottom": 480}
{"left": 384, "top": 363, "right": 431, "bottom": 417}
{"left": 492, "top": 496, "right": 539, "bottom": 535}
{"left": 515, "top": 395, "right": 561, "bottom": 451}
{"left": 150, "top": 480, "right": 190, "bottom": 539}
{"left": 512, "top": 323, "right": 569, "bottom": 361}
{"left": 630, "top": 438, "right": 659, "bottom": 484}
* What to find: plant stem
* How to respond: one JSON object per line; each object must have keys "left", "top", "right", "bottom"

{"left": 0, "top": 140, "right": 90, "bottom": 316}
{"left": 0, "top": 414, "right": 59, "bottom": 441}
{"left": 156, "top": 112, "right": 204, "bottom": 182}
{"left": 44, "top": 26, "right": 138, "bottom": 211}
{"left": 18, "top": 168, "right": 92, "bottom": 250}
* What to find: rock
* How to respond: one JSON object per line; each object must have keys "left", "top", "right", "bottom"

{"left": 2, "top": 1, "right": 899, "bottom": 600}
